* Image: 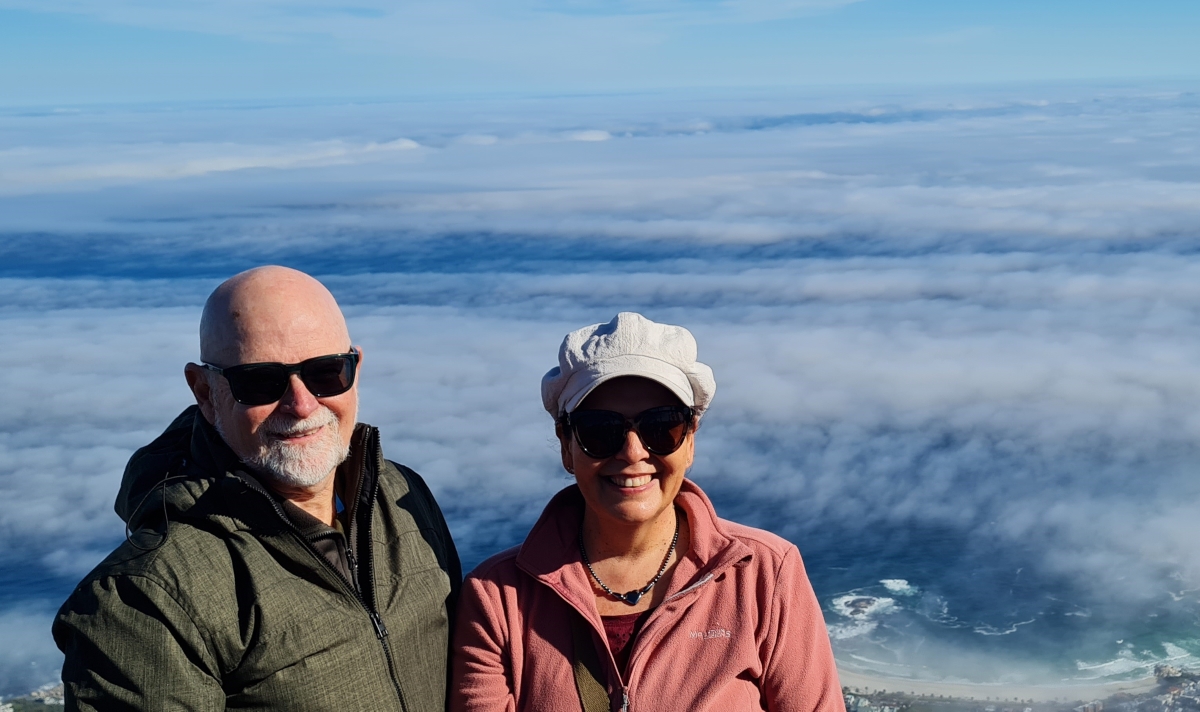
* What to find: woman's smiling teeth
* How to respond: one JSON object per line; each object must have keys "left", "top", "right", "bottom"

{"left": 609, "top": 475, "right": 652, "bottom": 488}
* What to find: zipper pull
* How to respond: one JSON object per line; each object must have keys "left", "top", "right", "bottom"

{"left": 347, "top": 548, "right": 359, "bottom": 587}
{"left": 370, "top": 611, "right": 389, "bottom": 640}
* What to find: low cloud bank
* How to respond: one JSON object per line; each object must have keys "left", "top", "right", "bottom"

{"left": 3, "top": 85, "right": 1200, "bottom": 691}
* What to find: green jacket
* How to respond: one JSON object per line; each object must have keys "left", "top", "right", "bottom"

{"left": 53, "top": 406, "right": 461, "bottom": 711}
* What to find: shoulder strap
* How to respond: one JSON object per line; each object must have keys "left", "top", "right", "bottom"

{"left": 570, "top": 613, "right": 612, "bottom": 712}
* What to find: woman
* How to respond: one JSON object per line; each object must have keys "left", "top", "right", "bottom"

{"left": 452, "top": 312, "right": 843, "bottom": 712}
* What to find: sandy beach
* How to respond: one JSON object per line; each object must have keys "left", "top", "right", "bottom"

{"left": 838, "top": 669, "right": 1160, "bottom": 703}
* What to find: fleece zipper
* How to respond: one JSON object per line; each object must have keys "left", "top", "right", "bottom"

{"left": 619, "top": 572, "right": 718, "bottom": 712}
{"left": 552, "top": 569, "right": 718, "bottom": 712}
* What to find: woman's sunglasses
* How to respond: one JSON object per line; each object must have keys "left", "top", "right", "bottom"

{"left": 202, "top": 350, "right": 359, "bottom": 406}
{"left": 560, "top": 405, "right": 695, "bottom": 459}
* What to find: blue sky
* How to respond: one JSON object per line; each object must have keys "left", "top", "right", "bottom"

{"left": 1, "top": 0, "right": 1199, "bottom": 104}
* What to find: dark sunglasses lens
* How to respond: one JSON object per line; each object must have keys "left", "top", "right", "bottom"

{"left": 571, "top": 412, "right": 627, "bottom": 459}
{"left": 570, "top": 407, "right": 692, "bottom": 458}
{"left": 638, "top": 408, "right": 690, "bottom": 454}
{"left": 300, "top": 355, "right": 356, "bottom": 397}
{"left": 221, "top": 354, "right": 356, "bottom": 405}
{"left": 226, "top": 365, "right": 290, "bottom": 406}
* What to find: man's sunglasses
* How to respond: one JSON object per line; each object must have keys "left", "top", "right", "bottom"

{"left": 202, "top": 350, "right": 359, "bottom": 406}
{"left": 560, "top": 405, "right": 695, "bottom": 460}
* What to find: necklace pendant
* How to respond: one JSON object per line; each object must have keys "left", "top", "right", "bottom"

{"left": 579, "top": 514, "right": 679, "bottom": 609}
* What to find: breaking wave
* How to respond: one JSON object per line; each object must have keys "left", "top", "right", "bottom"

{"left": 881, "top": 579, "right": 920, "bottom": 597}
{"left": 823, "top": 575, "right": 1200, "bottom": 684}
{"left": 832, "top": 595, "right": 898, "bottom": 620}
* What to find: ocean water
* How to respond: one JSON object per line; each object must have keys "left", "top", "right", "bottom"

{"left": 3, "top": 84, "right": 1200, "bottom": 696}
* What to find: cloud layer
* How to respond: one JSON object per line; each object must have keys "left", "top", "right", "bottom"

{"left": 3, "top": 84, "right": 1200, "bottom": 692}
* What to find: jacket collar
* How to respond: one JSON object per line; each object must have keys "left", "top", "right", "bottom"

{"left": 190, "top": 407, "right": 244, "bottom": 477}
{"left": 514, "top": 479, "right": 754, "bottom": 624}
{"left": 119, "top": 405, "right": 375, "bottom": 529}
{"left": 209, "top": 419, "right": 376, "bottom": 526}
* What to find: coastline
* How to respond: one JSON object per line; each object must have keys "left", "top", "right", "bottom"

{"left": 837, "top": 670, "right": 1160, "bottom": 703}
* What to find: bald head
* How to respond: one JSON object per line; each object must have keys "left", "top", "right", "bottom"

{"left": 187, "top": 266, "right": 360, "bottom": 500}
{"left": 200, "top": 266, "right": 350, "bottom": 366}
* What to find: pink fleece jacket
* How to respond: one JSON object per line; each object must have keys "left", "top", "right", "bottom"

{"left": 451, "top": 479, "right": 845, "bottom": 712}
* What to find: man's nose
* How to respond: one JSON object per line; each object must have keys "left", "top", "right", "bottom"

{"left": 278, "top": 374, "right": 320, "bottom": 419}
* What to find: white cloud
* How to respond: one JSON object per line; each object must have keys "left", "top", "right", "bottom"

{"left": 4, "top": 88, "right": 1197, "bottom": 241}
{"left": 0, "top": 605, "right": 62, "bottom": 698}
{"left": 565, "top": 130, "right": 611, "bottom": 142}
{"left": 4, "top": 85, "right": 1200, "bottom": 689}
{"left": 0, "top": 138, "right": 420, "bottom": 194}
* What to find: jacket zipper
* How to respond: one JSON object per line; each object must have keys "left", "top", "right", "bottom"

{"left": 239, "top": 426, "right": 409, "bottom": 712}
{"left": 360, "top": 427, "right": 411, "bottom": 712}
{"left": 619, "top": 572, "right": 717, "bottom": 711}
{"left": 347, "top": 547, "right": 359, "bottom": 590}
{"left": 662, "top": 573, "right": 714, "bottom": 603}
{"left": 559, "top": 573, "right": 716, "bottom": 712}
{"left": 345, "top": 445, "right": 367, "bottom": 594}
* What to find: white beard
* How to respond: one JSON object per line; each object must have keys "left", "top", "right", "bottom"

{"left": 215, "top": 403, "right": 352, "bottom": 489}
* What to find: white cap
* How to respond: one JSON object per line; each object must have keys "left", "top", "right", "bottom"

{"left": 541, "top": 312, "right": 716, "bottom": 419}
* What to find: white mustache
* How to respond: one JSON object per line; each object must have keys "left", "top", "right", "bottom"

{"left": 260, "top": 408, "right": 337, "bottom": 438}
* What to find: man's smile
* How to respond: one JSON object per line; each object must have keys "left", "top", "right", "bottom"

{"left": 270, "top": 425, "right": 324, "bottom": 443}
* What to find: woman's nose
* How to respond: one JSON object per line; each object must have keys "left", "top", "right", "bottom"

{"left": 615, "top": 427, "right": 650, "bottom": 463}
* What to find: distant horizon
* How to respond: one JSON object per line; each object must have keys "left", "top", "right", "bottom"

{"left": 3, "top": 74, "right": 1200, "bottom": 112}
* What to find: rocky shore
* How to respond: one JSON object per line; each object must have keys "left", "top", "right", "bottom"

{"left": 0, "top": 683, "right": 64, "bottom": 709}
{"left": 5, "top": 666, "right": 1197, "bottom": 710}
{"left": 843, "top": 666, "right": 1199, "bottom": 712}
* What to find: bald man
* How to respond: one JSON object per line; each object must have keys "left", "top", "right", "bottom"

{"left": 54, "top": 266, "right": 461, "bottom": 711}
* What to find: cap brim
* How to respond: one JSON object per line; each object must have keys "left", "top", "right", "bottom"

{"left": 561, "top": 353, "right": 695, "bottom": 413}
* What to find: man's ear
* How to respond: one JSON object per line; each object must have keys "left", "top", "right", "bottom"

{"left": 184, "top": 363, "right": 217, "bottom": 424}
